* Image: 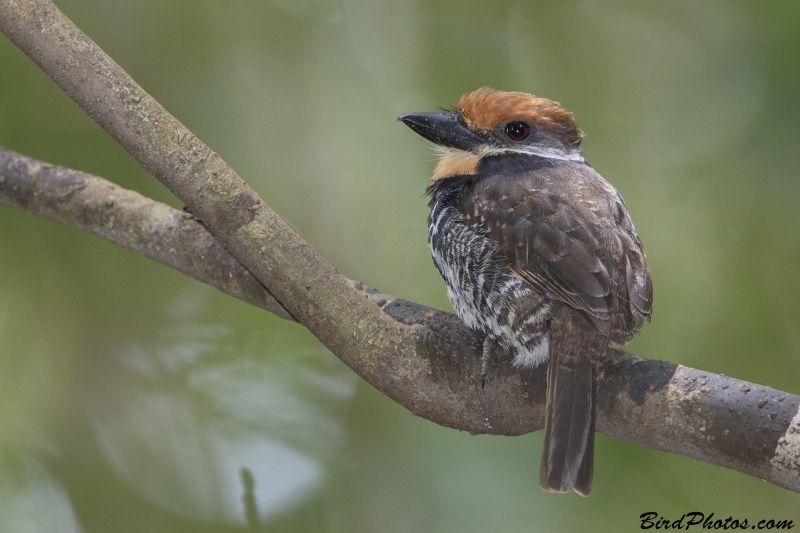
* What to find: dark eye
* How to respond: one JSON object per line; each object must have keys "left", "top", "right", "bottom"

{"left": 505, "top": 121, "right": 529, "bottom": 141}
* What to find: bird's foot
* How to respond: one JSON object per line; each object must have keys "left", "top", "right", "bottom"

{"left": 481, "top": 336, "right": 492, "bottom": 388}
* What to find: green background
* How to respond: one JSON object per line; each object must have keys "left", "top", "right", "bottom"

{"left": 1, "top": 0, "right": 799, "bottom": 531}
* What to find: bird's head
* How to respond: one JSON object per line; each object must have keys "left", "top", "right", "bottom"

{"left": 400, "top": 87, "right": 584, "bottom": 181}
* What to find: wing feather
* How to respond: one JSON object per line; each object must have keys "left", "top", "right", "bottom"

{"left": 459, "top": 162, "right": 652, "bottom": 336}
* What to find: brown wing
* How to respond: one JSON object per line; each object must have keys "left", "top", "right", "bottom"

{"left": 459, "top": 163, "right": 652, "bottom": 336}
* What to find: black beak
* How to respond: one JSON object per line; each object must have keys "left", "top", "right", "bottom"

{"left": 398, "top": 112, "right": 486, "bottom": 151}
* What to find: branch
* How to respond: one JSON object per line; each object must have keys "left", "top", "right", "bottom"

{"left": 3, "top": 148, "right": 800, "bottom": 493}
{"left": 0, "top": 148, "right": 295, "bottom": 320}
{"left": 1, "top": 0, "right": 799, "bottom": 492}
{"left": 0, "top": 0, "right": 421, "bottom": 412}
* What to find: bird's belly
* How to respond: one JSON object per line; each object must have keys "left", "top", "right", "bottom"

{"left": 428, "top": 215, "right": 551, "bottom": 368}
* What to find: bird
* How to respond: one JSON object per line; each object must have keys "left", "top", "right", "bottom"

{"left": 399, "top": 88, "right": 652, "bottom": 495}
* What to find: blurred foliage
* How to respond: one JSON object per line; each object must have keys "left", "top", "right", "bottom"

{"left": 1, "top": 0, "right": 799, "bottom": 531}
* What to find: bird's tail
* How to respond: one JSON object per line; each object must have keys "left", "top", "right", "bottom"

{"left": 540, "top": 306, "right": 607, "bottom": 496}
